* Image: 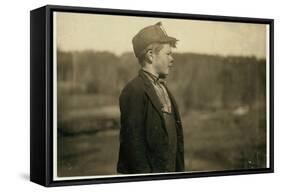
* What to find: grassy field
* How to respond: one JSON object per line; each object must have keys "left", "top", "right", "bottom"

{"left": 57, "top": 94, "right": 266, "bottom": 177}
{"left": 183, "top": 107, "right": 266, "bottom": 171}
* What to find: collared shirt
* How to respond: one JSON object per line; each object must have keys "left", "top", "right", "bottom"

{"left": 141, "top": 69, "right": 172, "bottom": 114}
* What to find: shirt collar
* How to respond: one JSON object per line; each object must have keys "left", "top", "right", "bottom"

{"left": 141, "top": 69, "right": 167, "bottom": 85}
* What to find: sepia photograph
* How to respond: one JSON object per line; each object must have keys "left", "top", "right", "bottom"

{"left": 50, "top": 8, "right": 272, "bottom": 181}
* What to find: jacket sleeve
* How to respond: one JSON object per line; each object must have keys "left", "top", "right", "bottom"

{"left": 118, "top": 85, "right": 152, "bottom": 173}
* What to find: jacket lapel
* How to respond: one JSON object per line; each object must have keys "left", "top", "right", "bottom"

{"left": 139, "top": 70, "right": 182, "bottom": 137}
{"left": 139, "top": 70, "right": 165, "bottom": 121}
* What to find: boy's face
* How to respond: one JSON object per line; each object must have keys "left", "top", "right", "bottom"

{"left": 152, "top": 43, "right": 174, "bottom": 77}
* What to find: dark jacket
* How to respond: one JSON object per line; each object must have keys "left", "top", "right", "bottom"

{"left": 117, "top": 69, "right": 185, "bottom": 174}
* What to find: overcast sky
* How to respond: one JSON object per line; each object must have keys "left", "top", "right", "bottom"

{"left": 55, "top": 12, "right": 268, "bottom": 59}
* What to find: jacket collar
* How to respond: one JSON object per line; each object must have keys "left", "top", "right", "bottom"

{"left": 141, "top": 69, "right": 168, "bottom": 86}
{"left": 139, "top": 69, "right": 164, "bottom": 119}
{"left": 138, "top": 69, "right": 180, "bottom": 122}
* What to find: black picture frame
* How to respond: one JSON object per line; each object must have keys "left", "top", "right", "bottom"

{"left": 30, "top": 4, "right": 274, "bottom": 187}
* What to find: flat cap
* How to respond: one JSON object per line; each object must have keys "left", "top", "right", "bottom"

{"left": 132, "top": 22, "right": 178, "bottom": 58}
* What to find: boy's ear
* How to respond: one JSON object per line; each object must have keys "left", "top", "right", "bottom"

{"left": 146, "top": 49, "right": 153, "bottom": 64}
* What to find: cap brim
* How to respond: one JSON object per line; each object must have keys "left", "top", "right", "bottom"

{"left": 159, "top": 36, "right": 179, "bottom": 47}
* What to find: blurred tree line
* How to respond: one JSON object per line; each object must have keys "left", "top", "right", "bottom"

{"left": 57, "top": 49, "right": 266, "bottom": 113}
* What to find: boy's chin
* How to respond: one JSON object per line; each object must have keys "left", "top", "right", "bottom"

{"left": 159, "top": 72, "right": 169, "bottom": 79}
